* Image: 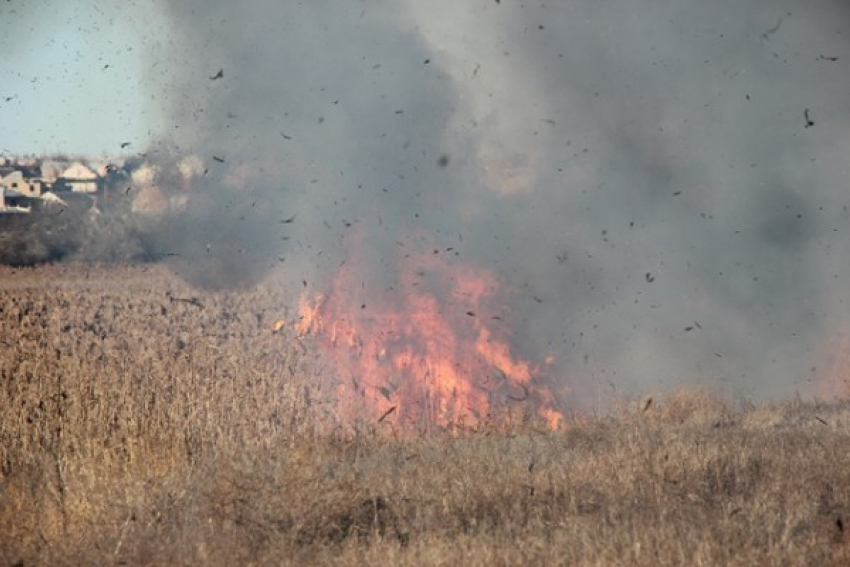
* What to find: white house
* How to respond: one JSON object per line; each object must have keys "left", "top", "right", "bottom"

{"left": 60, "top": 162, "right": 99, "bottom": 193}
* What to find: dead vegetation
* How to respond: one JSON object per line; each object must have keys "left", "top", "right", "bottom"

{"left": 1, "top": 264, "right": 849, "bottom": 566}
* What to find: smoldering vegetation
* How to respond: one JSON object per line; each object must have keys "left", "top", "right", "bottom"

{"left": 1, "top": 265, "right": 849, "bottom": 566}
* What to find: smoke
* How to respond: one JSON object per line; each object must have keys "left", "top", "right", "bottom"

{"left": 136, "top": 0, "right": 850, "bottom": 403}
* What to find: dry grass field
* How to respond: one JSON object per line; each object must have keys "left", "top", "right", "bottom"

{"left": 1, "top": 264, "right": 849, "bottom": 566}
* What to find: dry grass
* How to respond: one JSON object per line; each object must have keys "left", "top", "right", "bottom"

{"left": 1, "top": 264, "right": 849, "bottom": 566}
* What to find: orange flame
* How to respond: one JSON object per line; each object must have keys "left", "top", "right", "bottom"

{"left": 298, "top": 249, "right": 564, "bottom": 430}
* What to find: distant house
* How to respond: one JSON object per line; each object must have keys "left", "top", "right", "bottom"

{"left": 0, "top": 169, "right": 44, "bottom": 198}
{"left": 59, "top": 162, "right": 99, "bottom": 193}
{"left": 0, "top": 186, "right": 33, "bottom": 214}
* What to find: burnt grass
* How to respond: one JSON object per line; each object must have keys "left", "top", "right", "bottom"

{"left": 1, "top": 264, "right": 849, "bottom": 566}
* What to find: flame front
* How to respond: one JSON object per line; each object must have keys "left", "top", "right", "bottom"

{"left": 298, "top": 251, "right": 564, "bottom": 430}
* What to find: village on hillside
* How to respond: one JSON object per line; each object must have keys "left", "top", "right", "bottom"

{"left": 0, "top": 154, "right": 206, "bottom": 216}
{"left": 0, "top": 156, "right": 112, "bottom": 214}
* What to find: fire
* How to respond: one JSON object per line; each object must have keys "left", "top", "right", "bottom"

{"left": 297, "top": 249, "right": 565, "bottom": 430}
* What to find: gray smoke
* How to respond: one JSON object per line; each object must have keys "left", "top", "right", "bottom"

{"left": 140, "top": 0, "right": 850, "bottom": 406}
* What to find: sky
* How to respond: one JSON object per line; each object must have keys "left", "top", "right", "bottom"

{"left": 0, "top": 1, "right": 171, "bottom": 156}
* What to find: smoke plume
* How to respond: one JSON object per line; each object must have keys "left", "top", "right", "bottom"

{"left": 135, "top": 0, "right": 850, "bottom": 404}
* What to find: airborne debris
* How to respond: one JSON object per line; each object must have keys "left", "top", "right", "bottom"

{"left": 377, "top": 406, "right": 396, "bottom": 423}
{"left": 761, "top": 17, "right": 783, "bottom": 41}
{"left": 168, "top": 295, "right": 204, "bottom": 309}
{"left": 212, "top": 155, "right": 225, "bottom": 163}
{"left": 209, "top": 68, "right": 224, "bottom": 80}
{"left": 507, "top": 384, "right": 529, "bottom": 402}
{"left": 804, "top": 108, "right": 815, "bottom": 128}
